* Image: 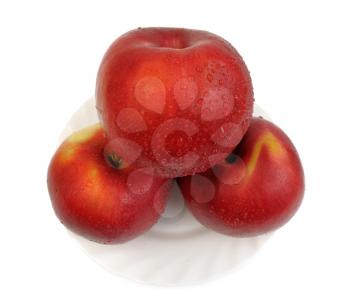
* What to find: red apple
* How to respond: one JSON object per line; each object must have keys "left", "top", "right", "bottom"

{"left": 177, "top": 117, "right": 304, "bottom": 237}
{"left": 47, "top": 124, "right": 171, "bottom": 244}
{"left": 96, "top": 27, "right": 253, "bottom": 178}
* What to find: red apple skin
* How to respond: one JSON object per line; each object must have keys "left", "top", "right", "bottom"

{"left": 47, "top": 124, "right": 171, "bottom": 244}
{"left": 96, "top": 27, "right": 253, "bottom": 178}
{"left": 177, "top": 117, "right": 304, "bottom": 237}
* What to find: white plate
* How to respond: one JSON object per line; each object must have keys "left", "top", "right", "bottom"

{"left": 60, "top": 97, "right": 272, "bottom": 286}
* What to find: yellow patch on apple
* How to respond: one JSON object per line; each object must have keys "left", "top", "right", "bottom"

{"left": 247, "top": 132, "right": 285, "bottom": 176}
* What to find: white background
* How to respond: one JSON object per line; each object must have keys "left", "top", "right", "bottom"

{"left": 1, "top": 0, "right": 350, "bottom": 300}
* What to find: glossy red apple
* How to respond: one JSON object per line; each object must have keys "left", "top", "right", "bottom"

{"left": 177, "top": 117, "right": 304, "bottom": 237}
{"left": 96, "top": 27, "right": 254, "bottom": 178}
{"left": 47, "top": 124, "right": 171, "bottom": 244}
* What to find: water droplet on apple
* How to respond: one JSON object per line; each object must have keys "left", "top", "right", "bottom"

{"left": 233, "top": 218, "right": 240, "bottom": 225}
{"left": 211, "top": 122, "right": 242, "bottom": 148}
{"left": 207, "top": 73, "right": 213, "bottom": 82}
{"left": 201, "top": 88, "right": 234, "bottom": 121}
{"left": 151, "top": 118, "right": 200, "bottom": 172}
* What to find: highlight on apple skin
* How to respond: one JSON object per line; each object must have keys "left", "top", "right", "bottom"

{"left": 47, "top": 124, "right": 171, "bottom": 244}
{"left": 177, "top": 117, "right": 305, "bottom": 237}
{"left": 96, "top": 27, "right": 254, "bottom": 178}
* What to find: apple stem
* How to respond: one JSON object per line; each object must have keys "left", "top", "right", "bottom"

{"left": 105, "top": 152, "right": 123, "bottom": 169}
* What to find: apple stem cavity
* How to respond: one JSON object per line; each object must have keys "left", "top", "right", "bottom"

{"left": 105, "top": 152, "right": 123, "bottom": 169}
{"left": 225, "top": 153, "right": 238, "bottom": 164}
